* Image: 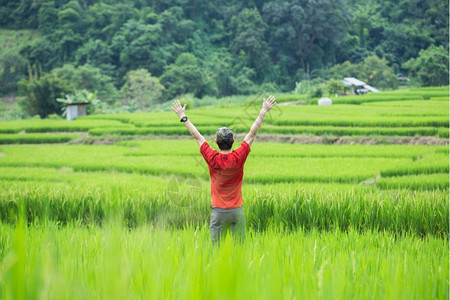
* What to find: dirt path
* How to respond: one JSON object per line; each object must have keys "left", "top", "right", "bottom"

{"left": 246, "top": 134, "right": 449, "bottom": 145}
{"left": 75, "top": 133, "right": 449, "bottom": 145}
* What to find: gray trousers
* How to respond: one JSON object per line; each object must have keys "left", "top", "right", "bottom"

{"left": 210, "top": 206, "right": 246, "bottom": 246}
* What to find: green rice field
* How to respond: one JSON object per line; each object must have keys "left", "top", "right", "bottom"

{"left": 0, "top": 86, "right": 448, "bottom": 141}
{"left": 0, "top": 87, "right": 448, "bottom": 299}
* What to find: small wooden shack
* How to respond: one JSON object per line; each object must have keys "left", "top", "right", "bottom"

{"left": 65, "top": 102, "right": 90, "bottom": 121}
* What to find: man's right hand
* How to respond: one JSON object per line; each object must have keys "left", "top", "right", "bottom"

{"left": 244, "top": 95, "right": 277, "bottom": 147}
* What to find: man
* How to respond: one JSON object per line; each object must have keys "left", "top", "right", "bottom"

{"left": 171, "top": 96, "right": 277, "bottom": 245}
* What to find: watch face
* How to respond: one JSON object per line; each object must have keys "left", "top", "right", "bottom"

{"left": 181, "top": 116, "right": 188, "bottom": 122}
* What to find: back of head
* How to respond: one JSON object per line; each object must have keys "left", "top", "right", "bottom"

{"left": 215, "top": 127, "right": 234, "bottom": 150}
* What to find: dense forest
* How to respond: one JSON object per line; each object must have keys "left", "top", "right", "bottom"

{"left": 0, "top": 0, "right": 448, "bottom": 116}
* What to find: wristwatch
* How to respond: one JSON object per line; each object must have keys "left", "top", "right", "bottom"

{"left": 180, "top": 116, "right": 188, "bottom": 123}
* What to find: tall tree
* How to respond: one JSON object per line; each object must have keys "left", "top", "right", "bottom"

{"left": 119, "top": 69, "right": 165, "bottom": 110}
{"left": 263, "top": 0, "right": 351, "bottom": 72}
{"left": 160, "top": 53, "right": 207, "bottom": 98}
{"left": 111, "top": 20, "right": 164, "bottom": 83}
{"left": 403, "top": 45, "right": 449, "bottom": 87}
{"left": 20, "top": 37, "right": 59, "bottom": 72}
{"left": 361, "top": 55, "right": 398, "bottom": 90}
{"left": 230, "top": 8, "right": 270, "bottom": 82}
{"left": 75, "top": 39, "right": 115, "bottom": 78}
{"left": 38, "top": 1, "right": 59, "bottom": 35}
{"left": 11, "top": 0, "right": 41, "bottom": 28}
{"left": 18, "top": 73, "right": 72, "bottom": 118}
{"left": 86, "top": 2, "right": 116, "bottom": 41}
{"left": 52, "top": 64, "right": 118, "bottom": 100}
{"left": 0, "top": 50, "right": 27, "bottom": 95}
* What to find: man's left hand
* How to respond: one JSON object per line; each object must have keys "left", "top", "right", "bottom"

{"left": 171, "top": 99, "right": 187, "bottom": 118}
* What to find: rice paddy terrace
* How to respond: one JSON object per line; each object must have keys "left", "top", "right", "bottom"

{"left": 0, "top": 86, "right": 448, "bottom": 299}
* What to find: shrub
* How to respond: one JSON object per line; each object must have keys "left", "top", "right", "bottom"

{"left": 18, "top": 73, "right": 72, "bottom": 118}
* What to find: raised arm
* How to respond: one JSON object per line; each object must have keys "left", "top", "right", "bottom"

{"left": 172, "top": 99, "right": 206, "bottom": 147}
{"left": 244, "top": 96, "right": 277, "bottom": 147}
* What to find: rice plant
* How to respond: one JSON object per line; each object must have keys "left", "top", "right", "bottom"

{"left": 0, "top": 221, "right": 447, "bottom": 300}
{"left": 0, "top": 133, "right": 80, "bottom": 144}
{"left": 377, "top": 173, "right": 449, "bottom": 190}
{"left": 0, "top": 177, "right": 447, "bottom": 237}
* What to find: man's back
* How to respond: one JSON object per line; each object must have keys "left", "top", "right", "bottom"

{"left": 200, "top": 141, "right": 251, "bottom": 209}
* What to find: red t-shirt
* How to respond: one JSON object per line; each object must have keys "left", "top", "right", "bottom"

{"left": 200, "top": 141, "right": 251, "bottom": 209}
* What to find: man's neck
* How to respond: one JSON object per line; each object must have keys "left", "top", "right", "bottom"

{"left": 219, "top": 149, "right": 232, "bottom": 154}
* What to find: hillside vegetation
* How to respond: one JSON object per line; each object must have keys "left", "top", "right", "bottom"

{"left": 0, "top": 0, "right": 448, "bottom": 119}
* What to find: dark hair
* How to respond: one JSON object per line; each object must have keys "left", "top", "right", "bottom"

{"left": 217, "top": 138, "right": 234, "bottom": 150}
{"left": 215, "top": 127, "right": 234, "bottom": 150}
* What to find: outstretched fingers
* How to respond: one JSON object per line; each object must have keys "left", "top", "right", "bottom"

{"left": 171, "top": 99, "right": 187, "bottom": 117}
{"left": 264, "top": 95, "right": 275, "bottom": 103}
{"left": 262, "top": 95, "right": 277, "bottom": 111}
{"left": 171, "top": 99, "right": 181, "bottom": 113}
{"left": 171, "top": 99, "right": 180, "bottom": 108}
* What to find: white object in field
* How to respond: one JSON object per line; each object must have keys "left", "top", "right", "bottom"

{"left": 65, "top": 103, "right": 89, "bottom": 121}
{"left": 318, "top": 97, "right": 332, "bottom": 106}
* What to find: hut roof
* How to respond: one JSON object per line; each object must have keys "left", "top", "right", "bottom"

{"left": 343, "top": 77, "right": 379, "bottom": 93}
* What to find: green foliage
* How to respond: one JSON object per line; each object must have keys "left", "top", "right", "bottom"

{"left": 52, "top": 64, "right": 117, "bottom": 100}
{"left": 0, "top": 50, "right": 27, "bottom": 95}
{"left": 230, "top": 8, "right": 269, "bottom": 81}
{"left": 0, "top": 101, "right": 27, "bottom": 121}
{"left": 57, "top": 1, "right": 89, "bottom": 35}
{"left": 58, "top": 7, "right": 81, "bottom": 24}
{"left": 230, "top": 67, "right": 257, "bottom": 95}
{"left": 362, "top": 55, "right": 398, "bottom": 89}
{"left": 0, "top": 29, "right": 38, "bottom": 56}
{"left": 324, "top": 79, "right": 345, "bottom": 96}
{"left": 203, "top": 49, "right": 256, "bottom": 97}
{"left": 75, "top": 39, "right": 115, "bottom": 78}
{"left": 403, "top": 45, "right": 450, "bottom": 86}
{"left": 344, "top": 0, "right": 449, "bottom": 68}
{"left": 0, "top": 0, "right": 448, "bottom": 105}
{"left": 160, "top": 53, "right": 209, "bottom": 99}
{"left": 37, "top": 1, "right": 58, "bottom": 35}
{"left": 328, "top": 55, "right": 398, "bottom": 90}
{"left": 19, "top": 36, "right": 59, "bottom": 72}
{"left": 17, "top": 73, "right": 72, "bottom": 118}
{"left": 263, "top": 0, "right": 351, "bottom": 73}
{"left": 119, "top": 69, "right": 164, "bottom": 110}
{"left": 328, "top": 61, "right": 361, "bottom": 80}
{"left": 111, "top": 19, "right": 164, "bottom": 82}
{"left": 294, "top": 78, "right": 323, "bottom": 95}
{"left": 57, "top": 89, "right": 97, "bottom": 105}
